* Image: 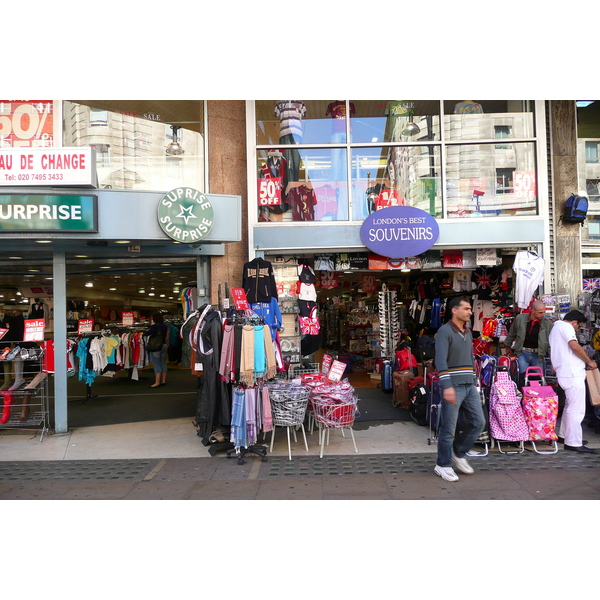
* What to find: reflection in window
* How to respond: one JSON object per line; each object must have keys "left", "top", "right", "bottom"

{"left": 63, "top": 101, "right": 205, "bottom": 192}
{"left": 446, "top": 143, "right": 537, "bottom": 217}
{"left": 351, "top": 146, "right": 442, "bottom": 220}
{"left": 256, "top": 148, "right": 348, "bottom": 222}
{"left": 444, "top": 100, "right": 534, "bottom": 141}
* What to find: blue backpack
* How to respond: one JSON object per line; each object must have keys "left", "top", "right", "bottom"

{"left": 560, "top": 193, "right": 588, "bottom": 226}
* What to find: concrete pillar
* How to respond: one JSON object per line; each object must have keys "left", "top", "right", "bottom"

{"left": 551, "top": 100, "right": 581, "bottom": 304}
{"left": 207, "top": 101, "right": 249, "bottom": 306}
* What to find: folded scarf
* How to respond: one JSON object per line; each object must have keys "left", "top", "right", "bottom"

{"left": 240, "top": 326, "right": 255, "bottom": 387}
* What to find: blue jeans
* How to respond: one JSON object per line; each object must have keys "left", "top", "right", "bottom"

{"left": 437, "top": 383, "right": 485, "bottom": 467}
{"left": 150, "top": 345, "right": 168, "bottom": 374}
{"left": 517, "top": 350, "right": 541, "bottom": 375}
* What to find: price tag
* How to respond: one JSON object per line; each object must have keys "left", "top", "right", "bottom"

{"left": 24, "top": 319, "right": 45, "bottom": 342}
{"left": 78, "top": 318, "right": 95, "bottom": 334}
{"left": 257, "top": 177, "right": 283, "bottom": 206}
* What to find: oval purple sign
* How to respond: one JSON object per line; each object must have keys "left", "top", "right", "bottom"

{"left": 360, "top": 206, "right": 440, "bottom": 258}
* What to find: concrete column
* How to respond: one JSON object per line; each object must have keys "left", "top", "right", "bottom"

{"left": 551, "top": 100, "right": 581, "bottom": 304}
{"left": 53, "top": 251, "right": 68, "bottom": 433}
{"left": 207, "top": 101, "right": 249, "bottom": 306}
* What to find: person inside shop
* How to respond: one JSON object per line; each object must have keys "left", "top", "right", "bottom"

{"left": 502, "top": 300, "right": 553, "bottom": 387}
{"left": 147, "top": 312, "right": 169, "bottom": 388}
{"left": 433, "top": 296, "right": 486, "bottom": 482}
{"left": 549, "top": 310, "right": 597, "bottom": 454}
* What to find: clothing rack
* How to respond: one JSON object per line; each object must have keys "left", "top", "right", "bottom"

{"left": 67, "top": 331, "right": 115, "bottom": 403}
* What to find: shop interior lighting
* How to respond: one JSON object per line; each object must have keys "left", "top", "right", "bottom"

{"left": 166, "top": 125, "right": 185, "bottom": 156}
{"left": 114, "top": 240, "right": 131, "bottom": 244}
{"left": 85, "top": 282, "right": 94, "bottom": 288}
{"left": 401, "top": 103, "right": 420, "bottom": 136}
{"left": 36, "top": 240, "right": 53, "bottom": 243}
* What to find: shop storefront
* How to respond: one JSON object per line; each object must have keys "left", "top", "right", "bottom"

{"left": 246, "top": 100, "right": 553, "bottom": 372}
{"left": 0, "top": 100, "right": 242, "bottom": 434}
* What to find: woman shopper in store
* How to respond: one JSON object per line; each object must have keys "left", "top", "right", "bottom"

{"left": 147, "top": 312, "right": 169, "bottom": 388}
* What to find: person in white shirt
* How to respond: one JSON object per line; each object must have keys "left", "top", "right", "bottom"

{"left": 549, "top": 310, "right": 597, "bottom": 453}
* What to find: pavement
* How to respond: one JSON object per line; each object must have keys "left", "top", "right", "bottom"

{"left": 1, "top": 409, "right": 599, "bottom": 500}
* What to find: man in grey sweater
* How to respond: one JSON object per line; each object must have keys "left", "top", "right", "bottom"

{"left": 434, "top": 297, "right": 486, "bottom": 482}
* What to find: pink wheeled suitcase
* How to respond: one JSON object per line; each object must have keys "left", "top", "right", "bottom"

{"left": 489, "top": 370, "right": 529, "bottom": 454}
{"left": 521, "top": 366, "right": 559, "bottom": 454}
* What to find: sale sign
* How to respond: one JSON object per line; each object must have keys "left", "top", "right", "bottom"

{"left": 122, "top": 311, "right": 134, "bottom": 326}
{"left": 0, "top": 328, "right": 8, "bottom": 340}
{"left": 0, "top": 101, "right": 55, "bottom": 148}
{"left": 257, "top": 177, "right": 282, "bottom": 206}
{"left": 327, "top": 359, "right": 347, "bottom": 383}
{"left": 230, "top": 288, "right": 250, "bottom": 310}
{"left": 513, "top": 171, "right": 537, "bottom": 199}
{"left": 321, "top": 354, "right": 333, "bottom": 374}
{"left": 78, "top": 318, "right": 95, "bottom": 334}
{"left": 24, "top": 319, "right": 45, "bottom": 342}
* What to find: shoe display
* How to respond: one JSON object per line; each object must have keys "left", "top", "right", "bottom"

{"left": 434, "top": 465, "right": 459, "bottom": 482}
{"left": 0, "top": 347, "right": 10, "bottom": 360}
{"left": 564, "top": 444, "right": 597, "bottom": 454}
{"left": 20, "top": 349, "right": 30, "bottom": 360}
{"left": 5, "top": 346, "right": 21, "bottom": 360}
{"left": 452, "top": 452, "right": 475, "bottom": 474}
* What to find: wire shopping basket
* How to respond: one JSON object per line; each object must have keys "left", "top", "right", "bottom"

{"left": 266, "top": 382, "right": 310, "bottom": 460}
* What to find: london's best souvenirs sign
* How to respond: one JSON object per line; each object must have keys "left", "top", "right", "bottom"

{"left": 360, "top": 206, "right": 439, "bottom": 258}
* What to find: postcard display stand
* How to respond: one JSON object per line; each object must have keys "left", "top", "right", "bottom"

{"left": 0, "top": 346, "right": 49, "bottom": 441}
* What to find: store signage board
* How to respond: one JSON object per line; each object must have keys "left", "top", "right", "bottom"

{"left": 157, "top": 187, "right": 215, "bottom": 243}
{"left": 321, "top": 354, "right": 333, "bottom": 374}
{"left": 24, "top": 319, "right": 45, "bottom": 342}
{"left": 0, "top": 147, "right": 96, "bottom": 187}
{"left": 0, "top": 329, "right": 7, "bottom": 340}
{"left": 0, "top": 194, "right": 97, "bottom": 232}
{"left": 360, "top": 206, "right": 440, "bottom": 258}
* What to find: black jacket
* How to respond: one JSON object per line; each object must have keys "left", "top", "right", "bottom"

{"left": 242, "top": 258, "right": 278, "bottom": 304}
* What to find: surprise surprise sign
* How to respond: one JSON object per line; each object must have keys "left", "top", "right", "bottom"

{"left": 360, "top": 206, "right": 439, "bottom": 258}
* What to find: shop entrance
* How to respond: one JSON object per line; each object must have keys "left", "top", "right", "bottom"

{"left": 0, "top": 245, "right": 204, "bottom": 429}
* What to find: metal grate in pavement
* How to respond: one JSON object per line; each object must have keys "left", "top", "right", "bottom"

{"left": 259, "top": 451, "right": 600, "bottom": 478}
{"left": 0, "top": 460, "right": 159, "bottom": 482}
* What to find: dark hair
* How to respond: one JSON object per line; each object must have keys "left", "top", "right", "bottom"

{"left": 448, "top": 296, "right": 470, "bottom": 313}
{"left": 152, "top": 312, "right": 164, "bottom": 324}
{"left": 563, "top": 310, "right": 587, "bottom": 324}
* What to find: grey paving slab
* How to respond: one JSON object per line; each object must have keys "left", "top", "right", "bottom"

{"left": 255, "top": 476, "right": 324, "bottom": 500}
{"left": 188, "top": 480, "right": 261, "bottom": 500}
{"left": 0, "top": 482, "right": 69, "bottom": 500}
{"left": 59, "top": 481, "right": 138, "bottom": 500}
{"left": 123, "top": 480, "right": 198, "bottom": 500}
{"left": 322, "top": 475, "right": 392, "bottom": 500}
{"left": 385, "top": 474, "right": 463, "bottom": 500}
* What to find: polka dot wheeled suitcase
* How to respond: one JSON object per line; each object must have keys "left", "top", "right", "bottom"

{"left": 522, "top": 366, "right": 559, "bottom": 454}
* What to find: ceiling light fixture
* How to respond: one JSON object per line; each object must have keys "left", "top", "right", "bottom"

{"left": 166, "top": 125, "right": 184, "bottom": 156}
{"left": 401, "top": 102, "right": 420, "bottom": 136}
{"left": 85, "top": 282, "right": 94, "bottom": 288}
{"left": 114, "top": 240, "right": 131, "bottom": 244}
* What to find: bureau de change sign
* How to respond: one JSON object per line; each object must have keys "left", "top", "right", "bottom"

{"left": 360, "top": 205, "right": 439, "bottom": 258}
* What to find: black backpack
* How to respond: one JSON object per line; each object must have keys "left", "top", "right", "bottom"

{"left": 146, "top": 331, "right": 164, "bottom": 352}
{"left": 560, "top": 193, "right": 588, "bottom": 226}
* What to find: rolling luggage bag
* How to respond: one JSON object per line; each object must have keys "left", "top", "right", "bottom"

{"left": 426, "top": 374, "right": 442, "bottom": 444}
{"left": 522, "top": 366, "right": 559, "bottom": 454}
{"left": 489, "top": 370, "right": 529, "bottom": 454}
{"left": 392, "top": 369, "right": 415, "bottom": 407}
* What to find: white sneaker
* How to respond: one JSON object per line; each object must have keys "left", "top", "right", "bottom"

{"left": 434, "top": 465, "right": 459, "bottom": 482}
{"left": 452, "top": 452, "right": 474, "bottom": 474}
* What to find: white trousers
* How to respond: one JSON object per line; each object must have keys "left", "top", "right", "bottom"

{"left": 557, "top": 376, "right": 586, "bottom": 447}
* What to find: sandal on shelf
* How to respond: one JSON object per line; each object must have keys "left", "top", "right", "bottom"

{"left": 0, "top": 347, "right": 10, "bottom": 360}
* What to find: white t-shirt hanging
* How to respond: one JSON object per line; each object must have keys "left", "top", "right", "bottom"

{"left": 513, "top": 250, "right": 545, "bottom": 309}
{"left": 453, "top": 270, "right": 474, "bottom": 292}
{"left": 298, "top": 282, "right": 317, "bottom": 302}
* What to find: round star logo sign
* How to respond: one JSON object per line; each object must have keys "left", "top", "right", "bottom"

{"left": 158, "top": 187, "right": 214, "bottom": 243}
